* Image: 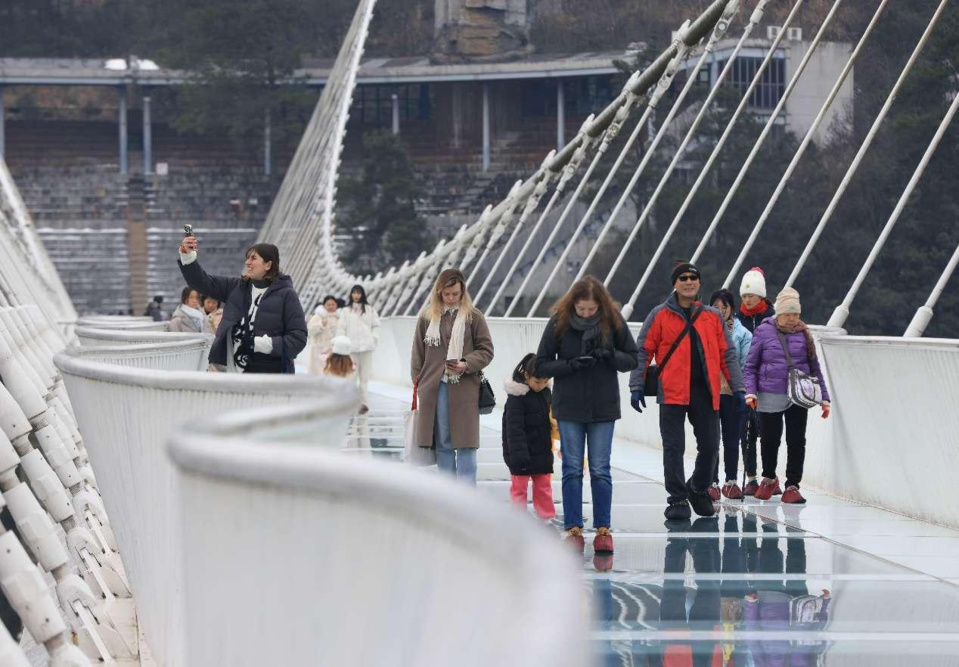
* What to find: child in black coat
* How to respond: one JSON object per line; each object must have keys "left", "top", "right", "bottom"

{"left": 503, "top": 353, "right": 556, "bottom": 520}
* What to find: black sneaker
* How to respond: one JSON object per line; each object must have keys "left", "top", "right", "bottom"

{"left": 664, "top": 500, "right": 692, "bottom": 520}
{"left": 686, "top": 481, "right": 716, "bottom": 517}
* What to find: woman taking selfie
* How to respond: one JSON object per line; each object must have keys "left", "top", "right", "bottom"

{"left": 178, "top": 235, "right": 307, "bottom": 373}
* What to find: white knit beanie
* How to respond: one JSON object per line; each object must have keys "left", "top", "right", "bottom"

{"left": 331, "top": 335, "right": 352, "bottom": 356}
{"left": 740, "top": 267, "right": 767, "bottom": 298}
{"left": 774, "top": 287, "right": 801, "bottom": 315}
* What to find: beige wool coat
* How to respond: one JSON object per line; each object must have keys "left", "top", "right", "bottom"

{"left": 410, "top": 308, "right": 494, "bottom": 449}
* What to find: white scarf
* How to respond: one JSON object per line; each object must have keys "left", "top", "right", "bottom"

{"left": 180, "top": 304, "right": 209, "bottom": 333}
{"left": 425, "top": 306, "right": 468, "bottom": 383}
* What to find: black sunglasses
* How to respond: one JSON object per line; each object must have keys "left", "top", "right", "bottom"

{"left": 676, "top": 274, "right": 700, "bottom": 282}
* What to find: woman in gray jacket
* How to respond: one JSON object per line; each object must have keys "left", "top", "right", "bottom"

{"left": 178, "top": 236, "right": 307, "bottom": 373}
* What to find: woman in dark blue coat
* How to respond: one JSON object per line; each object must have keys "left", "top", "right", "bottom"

{"left": 178, "top": 236, "right": 307, "bottom": 373}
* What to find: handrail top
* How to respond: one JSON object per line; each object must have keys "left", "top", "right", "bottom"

{"left": 67, "top": 339, "right": 212, "bottom": 356}
{"left": 820, "top": 335, "right": 959, "bottom": 350}
{"left": 74, "top": 326, "right": 211, "bottom": 342}
{"left": 54, "top": 349, "right": 346, "bottom": 394}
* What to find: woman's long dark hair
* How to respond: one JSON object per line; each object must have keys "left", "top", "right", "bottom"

{"left": 180, "top": 286, "right": 197, "bottom": 305}
{"left": 349, "top": 284, "right": 369, "bottom": 314}
{"left": 549, "top": 275, "right": 622, "bottom": 339}
{"left": 242, "top": 243, "right": 281, "bottom": 282}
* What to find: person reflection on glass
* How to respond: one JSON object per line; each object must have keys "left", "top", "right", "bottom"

{"left": 744, "top": 518, "right": 831, "bottom": 666}
{"left": 658, "top": 517, "right": 723, "bottom": 667}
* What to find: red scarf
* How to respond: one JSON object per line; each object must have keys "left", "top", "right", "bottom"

{"left": 739, "top": 300, "right": 768, "bottom": 318}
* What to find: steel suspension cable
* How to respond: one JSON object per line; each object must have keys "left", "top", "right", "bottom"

{"left": 686, "top": 0, "right": 845, "bottom": 270}
{"left": 615, "top": 1, "right": 804, "bottom": 317}
{"left": 613, "top": 0, "right": 781, "bottom": 318}
{"left": 722, "top": 0, "right": 892, "bottom": 288}
{"left": 904, "top": 240, "right": 959, "bottom": 337}
{"left": 526, "top": 12, "right": 727, "bottom": 317}
{"left": 473, "top": 153, "right": 557, "bottom": 306}
{"left": 828, "top": 88, "right": 959, "bottom": 329}
{"left": 786, "top": 0, "right": 952, "bottom": 288}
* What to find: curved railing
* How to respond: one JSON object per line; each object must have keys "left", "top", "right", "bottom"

{"left": 75, "top": 318, "right": 170, "bottom": 332}
{"left": 168, "top": 401, "right": 585, "bottom": 667}
{"left": 52, "top": 351, "right": 357, "bottom": 667}
{"left": 74, "top": 326, "right": 208, "bottom": 348}
{"left": 66, "top": 339, "right": 212, "bottom": 371}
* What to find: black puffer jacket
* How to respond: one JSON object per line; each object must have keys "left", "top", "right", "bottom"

{"left": 502, "top": 380, "right": 554, "bottom": 476}
{"left": 536, "top": 315, "right": 639, "bottom": 423}
{"left": 179, "top": 258, "right": 307, "bottom": 372}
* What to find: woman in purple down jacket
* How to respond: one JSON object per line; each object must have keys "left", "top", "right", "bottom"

{"left": 743, "top": 288, "right": 830, "bottom": 505}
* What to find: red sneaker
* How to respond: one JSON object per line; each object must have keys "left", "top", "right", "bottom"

{"left": 564, "top": 527, "right": 585, "bottom": 552}
{"left": 593, "top": 527, "right": 614, "bottom": 553}
{"left": 743, "top": 479, "right": 759, "bottom": 496}
{"left": 781, "top": 485, "right": 807, "bottom": 504}
{"left": 754, "top": 477, "right": 780, "bottom": 501}
{"left": 707, "top": 484, "right": 721, "bottom": 502}
{"left": 722, "top": 482, "right": 743, "bottom": 500}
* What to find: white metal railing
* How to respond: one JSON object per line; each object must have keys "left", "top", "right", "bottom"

{"left": 76, "top": 317, "right": 171, "bottom": 331}
{"left": 167, "top": 400, "right": 586, "bottom": 667}
{"left": 67, "top": 339, "right": 212, "bottom": 371}
{"left": 75, "top": 326, "right": 208, "bottom": 348}
{"left": 53, "top": 351, "right": 359, "bottom": 667}
{"left": 805, "top": 335, "right": 959, "bottom": 528}
{"left": 0, "top": 306, "right": 130, "bottom": 666}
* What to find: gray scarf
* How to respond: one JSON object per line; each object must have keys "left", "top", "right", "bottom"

{"left": 570, "top": 313, "right": 604, "bottom": 356}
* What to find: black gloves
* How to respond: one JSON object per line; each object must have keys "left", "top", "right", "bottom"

{"left": 591, "top": 348, "right": 614, "bottom": 365}
{"left": 570, "top": 356, "right": 598, "bottom": 372}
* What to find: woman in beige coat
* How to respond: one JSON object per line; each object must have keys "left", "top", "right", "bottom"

{"left": 308, "top": 295, "right": 341, "bottom": 375}
{"left": 410, "top": 268, "right": 494, "bottom": 484}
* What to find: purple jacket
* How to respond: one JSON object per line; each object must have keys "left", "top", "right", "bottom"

{"left": 743, "top": 318, "right": 830, "bottom": 403}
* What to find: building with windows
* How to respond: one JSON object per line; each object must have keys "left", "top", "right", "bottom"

{"left": 692, "top": 29, "right": 855, "bottom": 140}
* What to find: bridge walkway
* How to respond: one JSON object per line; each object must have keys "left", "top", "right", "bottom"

{"left": 356, "top": 381, "right": 959, "bottom": 665}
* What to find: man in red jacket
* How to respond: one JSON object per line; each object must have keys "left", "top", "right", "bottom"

{"left": 629, "top": 262, "right": 745, "bottom": 520}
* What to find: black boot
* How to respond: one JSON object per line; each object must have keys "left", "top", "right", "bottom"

{"left": 686, "top": 480, "right": 716, "bottom": 517}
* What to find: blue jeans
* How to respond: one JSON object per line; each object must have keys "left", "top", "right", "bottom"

{"left": 433, "top": 382, "right": 478, "bottom": 484}
{"left": 558, "top": 420, "right": 615, "bottom": 530}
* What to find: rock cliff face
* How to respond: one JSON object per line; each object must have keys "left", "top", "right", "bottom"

{"left": 434, "top": 0, "right": 532, "bottom": 61}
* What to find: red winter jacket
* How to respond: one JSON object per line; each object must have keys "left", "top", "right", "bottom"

{"left": 628, "top": 293, "right": 745, "bottom": 410}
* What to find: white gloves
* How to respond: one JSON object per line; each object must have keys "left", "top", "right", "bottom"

{"left": 254, "top": 335, "right": 274, "bottom": 355}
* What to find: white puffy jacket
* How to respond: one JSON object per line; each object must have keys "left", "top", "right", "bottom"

{"left": 336, "top": 304, "right": 380, "bottom": 353}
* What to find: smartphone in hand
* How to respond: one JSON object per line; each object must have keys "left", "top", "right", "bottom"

{"left": 446, "top": 358, "right": 459, "bottom": 366}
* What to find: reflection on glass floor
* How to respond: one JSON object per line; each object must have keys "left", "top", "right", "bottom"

{"left": 353, "top": 387, "right": 959, "bottom": 666}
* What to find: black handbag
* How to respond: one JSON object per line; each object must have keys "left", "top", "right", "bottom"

{"left": 478, "top": 373, "right": 496, "bottom": 415}
{"left": 644, "top": 309, "right": 701, "bottom": 397}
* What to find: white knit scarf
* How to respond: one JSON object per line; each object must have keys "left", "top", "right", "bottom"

{"left": 425, "top": 307, "right": 468, "bottom": 383}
